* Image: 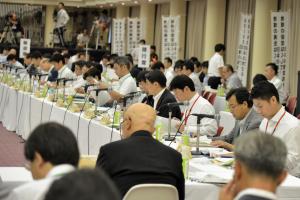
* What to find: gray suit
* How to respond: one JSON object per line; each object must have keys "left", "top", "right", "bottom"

{"left": 215, "top": 108, "right": 262, "bottom": 144}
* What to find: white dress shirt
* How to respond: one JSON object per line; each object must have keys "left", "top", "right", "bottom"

{"left": 165, "top": 67, "right": 174, "bottom": 87}
{"left": 58, "top": 65, "right": 75, "bottom": 80}
{"left": 189, "top": 72, "right": 202, "bottom": 93}
{"left": 7, "top": 164, "right": 75, "bottom": 200}
{"left": 153, "top": 88, "right": 166, "bottom": 110}
{"left": 183, "top": 93, "right": 217, "bottom": 136}
{"left": 55, "top": 9, "right": 70, "bottom": 28}
{"left": 72, "top": 75, "right": 86, "bottom": 89}
{"left": 115, "top": 73, "right": 137, "bottom": 95}
{"left": 208, "top": 52, "right": 224, "bottom": 77}
{"left": 269, "top": 76, "right": 287, "bottom": 104}
{"left": 234, "top": 188, "right": 277, "bottom": 200}
{"left": 259, "top": 106, "right": 300, "bottom": 177}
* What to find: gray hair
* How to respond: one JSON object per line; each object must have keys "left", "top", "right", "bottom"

{"left": 115, "top": 56, "right": 131, "bottom": 70}
{"left": 234, "top": 130, "right": 287, "bottom": 178}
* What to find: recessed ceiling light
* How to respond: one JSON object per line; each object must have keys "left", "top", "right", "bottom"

{"left": 121, "top": 2, "right": 125, "bottom": 5}
{"left": 110, "top": 3, "right": 113, "bottom": 7}
{"left": 148, "top": 0, "right": 152, "bottom": 2}
{"left": 134, "top": 0, "right": 138, "bottom": 4}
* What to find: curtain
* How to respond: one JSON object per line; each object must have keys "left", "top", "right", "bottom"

{"left": 154, "top": 3, "right": 170, "bottom": 60}
{"left": 281, "top": 0, "right": 300, "bottom": 96}
{"left": 185, "top": 0, "right": 207, "bottom": 60}
{"left": 225, "top": 0, "right": 255, "bottom": 66}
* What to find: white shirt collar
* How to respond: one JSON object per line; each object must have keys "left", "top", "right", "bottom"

{"left": 119, "top": 73, "right": 131, "bottom": 84}
{"left": 153, "top": 88, "right": 166, "bottom": 103}
{"left": 58, "top": 65, "right": 67, "bottom": 74}
{"left": 234, "top": 188, "right": 277, "bottom": 200}
{"left": 270, "top": 106, "right": 285, "bottom": 123}
{"left": 46, "top": 164, "right": 75, "bottom": 178}
{"left": 239, "top": 108, "right": 252, "bottom": 126}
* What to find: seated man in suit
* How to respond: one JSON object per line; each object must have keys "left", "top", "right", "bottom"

{"left": 145, "top": 70, "right": 181, "bottom": 119}
{"left": 219, "top": 131, "right": 287, "bottom": 200}
{"left": 96, "top": 103, "right": 184, "bottom": 199}
{"left": 169, "top": 75, "right": 217, "bottom": 136}
{"left": 7, "top": 122, "right": 79, "bottom": 200}
{"left": 211, "top": 88, "right": 262, "bottom": 150}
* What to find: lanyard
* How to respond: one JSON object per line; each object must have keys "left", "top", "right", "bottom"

{"left": 184, "top": 94, "right": 201, "bottom": 125}
{"left": 265, "top": 111, "right": 286, "bottom": 135}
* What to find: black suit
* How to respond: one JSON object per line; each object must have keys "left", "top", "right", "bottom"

{"left": 96, "top": 130, "right": 185, "bottom": 200}
{"left": 155, "top": 89, "right": 182, "bottom": 120}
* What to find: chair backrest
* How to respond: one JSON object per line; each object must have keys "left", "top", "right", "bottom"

{"left": 123, "top": 184, "right": 179, "bottom": 200}
{"left": 219, "top": 111, "right": 236, "bottom": 136}
{"left": 208, "top": 92, "right": 217, "bottom": 105}
{"left": 287, "top": 96, "right": 297, "bottom": 115}
{"left": 202, "top": 91, "right": 210, "bottom": 99}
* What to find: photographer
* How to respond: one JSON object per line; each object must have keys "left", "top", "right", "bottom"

{"left": 0, "top": 12, "right": 24, "bottom": 45}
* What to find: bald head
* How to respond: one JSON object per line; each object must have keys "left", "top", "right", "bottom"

{"left": 122, "top": 103, "right": 156, "bottom": 138}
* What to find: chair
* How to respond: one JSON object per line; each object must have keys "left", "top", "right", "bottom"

{"left": 202, "top": 91, "right": 210, "bottom": 99}
{"left": 207, "top": 92, "right": 217, "bottom": 105}
{"left": 123, "top": 184, "right": 179, "bottom": 200}
{"left": 286, "top": 96, "right": 297, "bottom": 115}
{"left": 218, "top": 111, "right": 235, "bottom": 136}
{"left": 297, "top": 114, "right": 300, "bottom": 120}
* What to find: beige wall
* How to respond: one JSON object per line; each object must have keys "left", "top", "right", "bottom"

{"left": 203, "top": 0, "right": 226, "bottom": 60}
{"left": 140, "top": 4, "right": 155, "bottom": 45}
{"left": 44, "top": 5, "right": 55, "bottom": 47}
{"left": 250, "top": 0, "right": 278, "bottom": 82}
{"left": 116, "top": 6, "right": 129, "bottom": 19}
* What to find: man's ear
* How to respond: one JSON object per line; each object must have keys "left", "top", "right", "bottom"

{"left": 277, "top": 170, "right": 288, "bottom": 186}
{"left": 34, "top": 152, "right": 44, "bottom": 167}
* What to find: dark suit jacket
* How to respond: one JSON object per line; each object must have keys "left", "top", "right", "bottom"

{"left": 96, "top": 130, "right": 185, "bottom": 200}
{"left": 155, "top": 89, "right": 182, "bottom": 120}
{"left": 142, "top": 95, "right": 154, "bottom": 107}
{"left": 214, "top": 108, "right": 262, "bottom": 144}
{"left": 47, "top": 67, "right": 58, "bottom": 82}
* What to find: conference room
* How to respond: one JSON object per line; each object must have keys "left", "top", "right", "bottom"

{"left": 1, "top": 0, "right": 300, "bottom": 200}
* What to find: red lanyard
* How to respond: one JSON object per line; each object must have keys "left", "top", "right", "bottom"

{"left": 184, "top": 94, "right": 201, "bottom": 125}
{"left": 265, "top": 111, "right": 286, "bottom": 135}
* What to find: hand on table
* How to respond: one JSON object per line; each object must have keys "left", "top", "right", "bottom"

{"left": 211, "top": 140, "right": 233, "bottom": 151}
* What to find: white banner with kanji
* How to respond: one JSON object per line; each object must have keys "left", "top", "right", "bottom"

{"left": 127, "top": 18, "right": 144, "bottom": 54}
{"left": 271, "top": 11, "right": 289, "bottom": 89}
{"left": 236, "top": 14, "right": 252, "bottom": 86}
{"left": 161, "top": 16, "right": 180, "bottom": 62}
{"left": 112, "top": 18, "right": 126, "bottom": 56}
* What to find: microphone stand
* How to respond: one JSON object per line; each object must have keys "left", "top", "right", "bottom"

{"left": 191, "top": 114, "right": 215, "bottom": 155}
{"left": 165, "top": 106, "right": 173, "bottom": 141}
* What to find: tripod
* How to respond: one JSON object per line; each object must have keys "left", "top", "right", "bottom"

{"left": 0, "top": 23, "right": 19, "bottom": 45}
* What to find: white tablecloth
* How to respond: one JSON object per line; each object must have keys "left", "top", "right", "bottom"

{"left": 0, "top": 83, "right": 121, "bottom": 155}
{"left": 1, "top": 83, "right": 300, "bottom": 200}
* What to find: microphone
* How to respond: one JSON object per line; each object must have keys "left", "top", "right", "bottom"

{"left": 90, "top": 88, "right": 109, "bottom": 96}
{"left": 84, "top": 83, "right": 97, "bottom": 93}
{"left": 167, "top": 101, "right": 189, "bottom": 107}
{"left": 122, "top": 91, "right": 144, "bottom": 100}
{"left": 191, "top": 113, "right": 215, "bottom": 119}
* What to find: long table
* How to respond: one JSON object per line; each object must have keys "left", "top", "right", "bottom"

{"left": 1, "top": 83, "right": 300, "bottom": 200}
{"left": 0, "top": 83, "right": 120, "bottom": 155}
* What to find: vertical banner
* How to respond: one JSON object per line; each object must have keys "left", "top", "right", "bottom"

{"left": 161, "top": 16, "right": 180, "bottom": 62}
{"left": 19, "top": 39, "right": 31, "bottom": 58}
{"left": 236, "top": 14, "right": 252, "bottom": 86}
{"left": 112, "top": 18, "right": 126, "bottom": 56}
{"left": 138, "top": 45, "right": 150, "bottom": 68}
{"left": 271, "top": 12, "right": 289, "bottom": 89}
{"left": 127, "top": 18, "right": 144, "bottom": 54}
